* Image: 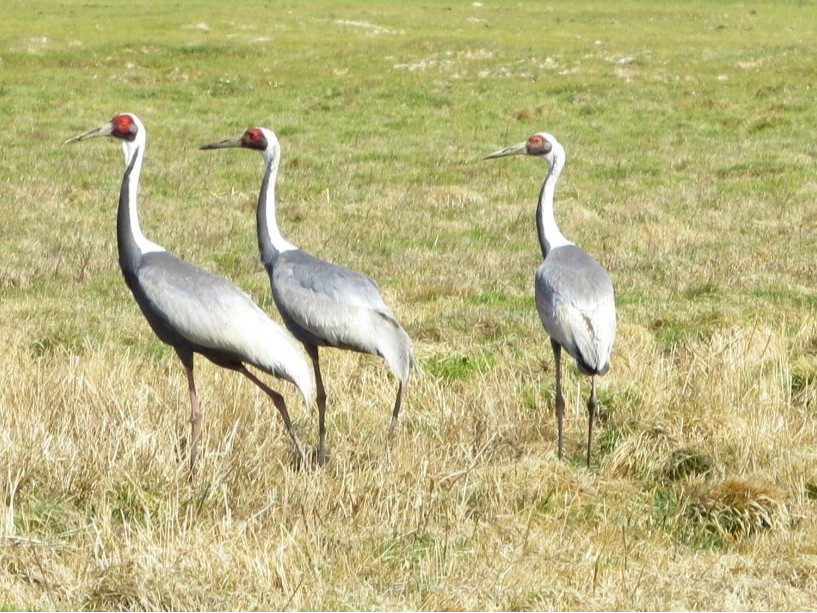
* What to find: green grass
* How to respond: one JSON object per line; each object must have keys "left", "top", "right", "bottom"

{"left": 425, "top": 352, "right": 496, "bottom": 381}
{"left": 2, "top": 0, "right": 817, "bottom": 609}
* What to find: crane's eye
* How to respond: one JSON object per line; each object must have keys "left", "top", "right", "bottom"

{"left": 242, "top": 128, "right": 267, "bottom": 150}
{"left": 526, "top": 134, "right": 552, "bottom": 155}
{"left": 114, "top": 115, "right": 132, "bottom": 130}
{"left": 112, "top": 114, "right": 137, "bottom": 140}
{"left": 243, "top": 129, "right": 263, "bottom": 144}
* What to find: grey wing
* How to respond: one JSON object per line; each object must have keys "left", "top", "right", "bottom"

{"left": 274, "top": 251, "right": 394, "bottom": 321}
{"left": 281, "top": 251, "right": 392, "bottom": 313}
{"left": 272, "top": 250, "right": 405, "bottom": 354}
{"left": 535, "top": 248, "right": 616, "bottom": 374}
{"left": 136, "top": 254, "right": 292, "bottom": 363}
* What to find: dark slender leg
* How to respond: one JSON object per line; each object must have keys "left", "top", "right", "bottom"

{"left": 551, "top": 339, "right": 565, "bottom": 461}
{"left": 586, "top": 376, "right": 597, "bottom": 468}
{"left": 185, "top": 364, "right": 203, "bottom": 472}
{"left": 237, "top": 366, "right": 306, "bottom": 465}
{"left": 305, "top": 345, "right": 328, "bottom": 465}
{"left": 388, "top": 380, "right": 405, "bottom": 439}
{"left": 176, "top": 350, "right": 201, "bottom": 472}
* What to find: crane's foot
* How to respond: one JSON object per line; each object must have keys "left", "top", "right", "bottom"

{"left": 175, "top": 433, "right": 188, "bottom": 465}
{"left": 388, "top": 415, "right": 400, "bottom": 440}
{"left": 307, "top": 446, "right": 330, "bottom": 468}
{"left": 291, "top": 450, "right": 310, "bottom": 471}
{"left": 292, "top": 445, "right": 331, "bottom": 471}
{"left": 174, "top": 433, "right": 200, "bottom": 479}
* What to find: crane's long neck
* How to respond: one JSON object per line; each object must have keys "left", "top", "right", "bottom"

{"left": 257, "top": 150, "right": 296, "bottom": 269}
{"left": 536, "top": 155, "right": 572, "bottom": 259}
{"left": 117, "top": 140, "right": 164, "bottom": 277}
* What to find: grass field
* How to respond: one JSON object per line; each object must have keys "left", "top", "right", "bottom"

{"left": 2, "top": 0, "right": 817, "bottom": 609}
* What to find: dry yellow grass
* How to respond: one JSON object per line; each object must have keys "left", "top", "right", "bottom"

{"left": 3, "top": 315, "right": 817, "bottom": 609}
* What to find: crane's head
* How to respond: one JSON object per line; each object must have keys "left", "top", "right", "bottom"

{"left": 485, "top": 132, "right": 564, "bottom": 166}
{"left": 200, "top": 127, "right": 280, "bottom": 160}
{"left": 63, "top": 113, "right": 142, "bottom": 145}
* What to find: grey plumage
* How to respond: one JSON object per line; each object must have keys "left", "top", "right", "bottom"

{"left": 536, "top": 245, "right": 614, "bottom": 377}
{"left": 65, "top": 113, "right": 312, "bottom": 470}
{"left": 272, "top": 249, "right": 414, "bottom": 383}
{"left": 487, "top": 132, "right": 616, "bottom": 467}
{"left": 134, "top": 250, "right": 309, "bottom": 384}
{"left": 202, "top": 127, "right": 414, "bottom": 464}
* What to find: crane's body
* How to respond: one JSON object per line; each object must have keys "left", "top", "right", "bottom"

{"left": 129, "top": 249, "right": 309, "bottom": 383}
{"left": 65, "top": 114, "right": 312, "bottom": 469}
{"left": 271, "top": 249, "right": 413, "bottom": 382}
{"left": 536, "top": 245, "right": 615, "bottom": 377}
{"left": 202, "top": 128, "right": 413, "bottom": 463}
{"left": 487, "top": 132, "right": 616, "bottom": 466}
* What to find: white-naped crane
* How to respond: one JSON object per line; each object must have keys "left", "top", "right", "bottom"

{"left": 64, "top": 113, "right": 313, "bottom": 470}
{"left": 201, "top": 127, "right": 414, "bottom": 465}
{"left": 486, "top": 132, "right": 616, "bottom": 467}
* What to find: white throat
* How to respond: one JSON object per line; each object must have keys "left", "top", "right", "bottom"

{"left": 538, "top": 147, "right": 574, "bottom": 256}
{"left": 121, "top": 133, "right": 165, "bottom": 256}
{"left": 261, "top": 145, "right": 297, "bottom": 254}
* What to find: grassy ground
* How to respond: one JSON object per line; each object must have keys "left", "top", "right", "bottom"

{"left": 2, "top": 0, "right": 817, "bottom": 609}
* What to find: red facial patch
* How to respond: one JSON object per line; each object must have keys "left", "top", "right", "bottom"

{"left": 243, "top": 128, "right": 263, "bottom": 145}
{"left": 526, "top": 133, "right": 552, "bottom": 155}
{"left": 528, "top": 134, "right": 545, "bottom": 147}
{"left": 112, "top": 114, "right": 137, "bottom": 140}
{"left": 242, "top": 128, "right": 267, "bottom": 150}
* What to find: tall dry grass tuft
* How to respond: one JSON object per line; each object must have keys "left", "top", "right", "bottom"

{"left": 684, "top": 477, "right": 790, "bottom": 543}
{"left": 3, "top": 315, "right": 817, "bottom": 608}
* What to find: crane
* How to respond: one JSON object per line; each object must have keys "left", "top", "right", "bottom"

{"left": 201, "top": 127, "right": 414, "bottom": 465}
{"left": 486, "top": 132, "right": 616, "bottom": 467}
{"left": 64, "top": 113, "right": 313, "bottom": 470}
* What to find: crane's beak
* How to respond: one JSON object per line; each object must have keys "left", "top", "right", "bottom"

{"left": 63, "top": 121, "right": 114, "bottom": 145}
{"left": 484, "top": 141, "right": 527, "bottom": 160}
{"left": 200, "top": 136, "right": 243, "bottom": 150}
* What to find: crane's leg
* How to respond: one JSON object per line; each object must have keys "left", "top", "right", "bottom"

{"left": 388, "top": 380, "right": 405, "bottom": 440}
{"left": 586, "top": 376, "right": 597, "bottom": 468}
{"left": 551, "top": 339, "right": 565, "bottom": 461}
{"left": 177, "top": 351, "right": 202, "bottom": 472}
{"left": 305, "top": 345, "right": 328, "bottom": 466}
{"left": 238, "top": 366, "right": 306, "bottom": 465}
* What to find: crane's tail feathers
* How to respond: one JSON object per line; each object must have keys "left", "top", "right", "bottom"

{"left": 290, "top": 360, "right": 314, "bottom": 408}
{"left": 576, "top": 356, "right": 609, "bottom": 377}
{"left": 260, "top": 362, "right": 313, "bottom": 410}
{"left": 298, "top": 384, "right": 312, "bottom": 413}
{"left": 374, "top": 312, "right": 414, "bottom": 383}
{"left": 248, "top": 326, "right": 314, "bottom": 408}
